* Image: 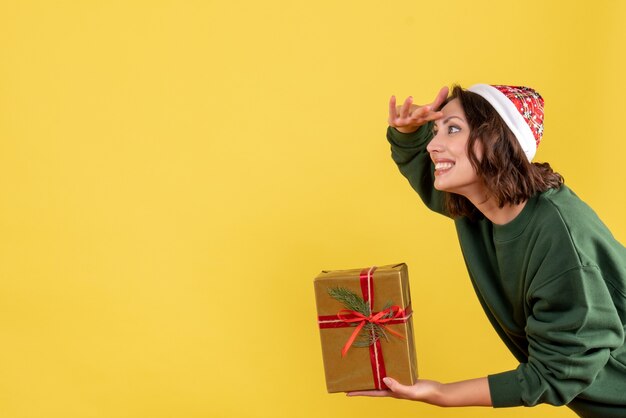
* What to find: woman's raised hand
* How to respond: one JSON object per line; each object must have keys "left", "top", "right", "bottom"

{"left": 388, "top": 86, "right": 449, "bottom": 134}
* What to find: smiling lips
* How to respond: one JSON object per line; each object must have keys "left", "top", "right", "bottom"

{"left": 434, "top": 161, "right": 455, "bottom": 175}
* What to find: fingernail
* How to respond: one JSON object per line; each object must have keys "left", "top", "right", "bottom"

{"left": 383, "top": 377, "right": 392, "bottom": 385}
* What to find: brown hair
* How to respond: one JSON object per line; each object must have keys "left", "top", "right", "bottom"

{"left": 443, "top": 85, "right": 564, "bottom": 219}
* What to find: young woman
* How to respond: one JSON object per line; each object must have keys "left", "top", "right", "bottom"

{"left": 348, "top": 85, "right": 626, "bottom": 418}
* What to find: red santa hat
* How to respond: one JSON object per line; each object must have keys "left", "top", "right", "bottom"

{"left": 467, "top": 84, "right": 544, "bottom": 161}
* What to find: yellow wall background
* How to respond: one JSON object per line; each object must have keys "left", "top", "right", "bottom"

{"left": 1, "top": 1, "right": 625, "bottom": 417}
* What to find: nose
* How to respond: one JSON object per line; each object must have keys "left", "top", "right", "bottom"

{"left": 426, "top": 129, "right": 444, "bottom": 153}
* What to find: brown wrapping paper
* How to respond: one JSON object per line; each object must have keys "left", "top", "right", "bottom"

{"left": 314, "top": 263, "right": 418, "bottom": 393}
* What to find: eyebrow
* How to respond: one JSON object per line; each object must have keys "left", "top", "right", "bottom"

{"left": 442, "top": 116, "right": 464, "bottom": 124}
{"left": 434, "top": 115, "right": 465, "bottom": 128}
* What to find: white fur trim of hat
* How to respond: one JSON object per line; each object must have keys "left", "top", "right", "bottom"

{"left": 468, "top": 84, "right": 544, "bottom": 162}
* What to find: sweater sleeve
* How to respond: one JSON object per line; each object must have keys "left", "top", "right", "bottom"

{"left": 386, "top": 124, "right": 448, "bottom": 216}
{"left": 488, "top": 266, "right": 625, "bottom": 407}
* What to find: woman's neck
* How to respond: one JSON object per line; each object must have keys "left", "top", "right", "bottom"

{"left": 470, "top": 196, "right": 527, "bottom": 225}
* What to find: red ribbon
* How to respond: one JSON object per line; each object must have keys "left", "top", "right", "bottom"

{"left": 317, "top": 266, "right": 413, "bottom": 390}
{"left": 336, "top": 306, "right": 407, "bottom": 357}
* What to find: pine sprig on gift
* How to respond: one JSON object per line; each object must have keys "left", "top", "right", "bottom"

{"left": 357, "top": 301, "right": 395, "bottom": 345}
{"left": 328, "top": 287, "right": 398, "bottom": 348}
{"left": 327, "top": 287, "right": 370, "bottom": 316}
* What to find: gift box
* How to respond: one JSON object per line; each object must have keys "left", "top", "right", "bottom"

{"left": 314, "top": 263, "right": 418, "bottom": 393}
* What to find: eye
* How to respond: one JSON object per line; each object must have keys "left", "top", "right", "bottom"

{"left": 448, "top": 125, "right": 460, "bottom": 134}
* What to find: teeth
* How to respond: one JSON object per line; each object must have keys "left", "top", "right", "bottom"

{"left": 435, "top": 162, "right": 454, "bottom": 170}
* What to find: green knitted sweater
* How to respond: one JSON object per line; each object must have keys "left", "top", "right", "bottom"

{"left": 388, "top": 125, "right": 626, "bottom": 417}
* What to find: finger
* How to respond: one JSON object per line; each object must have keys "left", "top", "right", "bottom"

{"left": 388, "top": 96, "right": 400, "bottom": 126}
{"left": 411, "top": 105, "right": 431, "bottom": 119}
{"left": 430, "top": 86, "right": 449, "bottom": 111}
{"left": 383, "top": 377, "right": 415, "bottom": 399}
{"left": 422, "top": 110, "right": 444, "bottom": 122}
{"left": 409, "top": 105, "right": 436, "bottom": 123}
{"left": 388, "top": 95, "right": 398, "bottom": 121}
{"left": 346, "top": 390, "right": 391, "bottom": 397}
{"left": 406, "top": 103, "right": 421, "bottom": 117}
{"left": 399, "top": 96, "right": 413, "bottom": 119}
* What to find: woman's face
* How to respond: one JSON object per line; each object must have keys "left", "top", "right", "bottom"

{"left": 426, "top": 98, "right": 486, "bottom": 198}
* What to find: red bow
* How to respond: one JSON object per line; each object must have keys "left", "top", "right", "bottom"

{"left": 337, "top": 306, "right": 406, "bottom": 357}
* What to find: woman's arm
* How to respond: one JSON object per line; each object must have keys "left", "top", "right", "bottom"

{"left": 347, "top": 376, "right": 492, "bottom": 407}
{"left": 386, "top": 87, "right": 450, "bottom": 215}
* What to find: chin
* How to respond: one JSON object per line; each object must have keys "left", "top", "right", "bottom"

{"left": 433, "top": 181, "right": 449, "bottom": 192}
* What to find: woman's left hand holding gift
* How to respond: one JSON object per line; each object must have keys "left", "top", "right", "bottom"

{"left": 347, "top": 376, "right": 492, "bottom": 407}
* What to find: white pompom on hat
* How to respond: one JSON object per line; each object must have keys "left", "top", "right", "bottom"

{"left": 467, "top": 84, "right": 544, "bottom": 161}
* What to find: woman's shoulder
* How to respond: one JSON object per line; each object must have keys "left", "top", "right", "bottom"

{"left": 525, "top": 186, "right": 607, "bottom": 252}
{"left": 532, "top": 185, "right": 624, "bottom": 259}
{"left": 535, "top": 185, "right": 598, "bottom": 222}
